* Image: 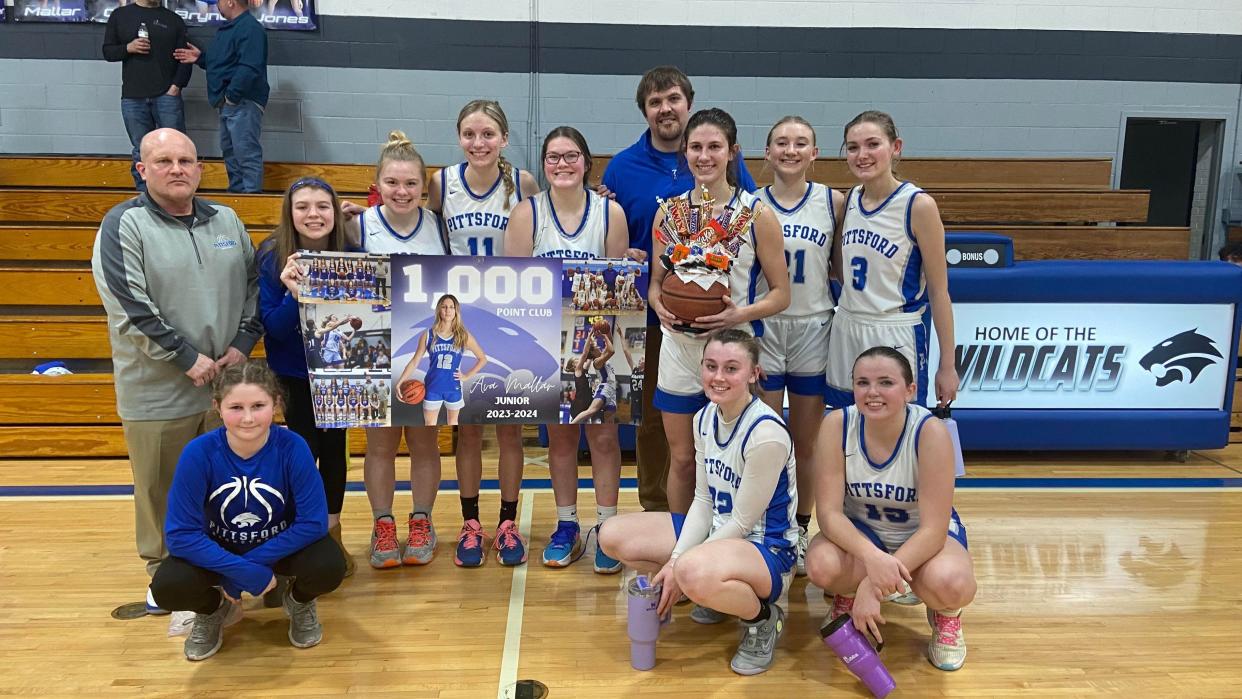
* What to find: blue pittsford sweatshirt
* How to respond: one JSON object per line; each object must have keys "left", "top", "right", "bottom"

{"left": 165, "top": 426, "right": 327, "bottom": 597}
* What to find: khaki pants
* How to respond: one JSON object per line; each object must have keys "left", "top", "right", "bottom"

{"left": 636, "top": 326, "right": 671, "bottom": 512}
{"left": 121, "top": 410, "right": 219, "bottom": 578}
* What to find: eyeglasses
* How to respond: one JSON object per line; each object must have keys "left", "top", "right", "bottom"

{"left": 544, "top": 151, "right": 583, "bottom": 165}
{"left": 290, "top": 177, "right": 336, "bottom": 195}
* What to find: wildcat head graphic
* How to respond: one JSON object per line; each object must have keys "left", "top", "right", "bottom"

{"left": 1138, "top": 329, "right": 1222, "bottom": 387}
{"left": 209, "top": 476, "right": 286, "bottom": 529}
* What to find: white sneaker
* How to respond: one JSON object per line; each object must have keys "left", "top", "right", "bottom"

{"left": 168, "top": 600, "right": 242, "bottom": 637}
{"left": 926, "top": 608, "right": 966, "bottom": 671}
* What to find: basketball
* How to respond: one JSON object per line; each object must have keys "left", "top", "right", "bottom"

{"left": 398, "top": 379, "right": 425, "bottom": 405}
{"left": 349, "top": 316, "right": 363, "bottom": 330}
{"left": 593, "top": 319, "right": 611, "bottom": 334}
{"left": 660, "top": 274, "right": 727, "bottom": 325}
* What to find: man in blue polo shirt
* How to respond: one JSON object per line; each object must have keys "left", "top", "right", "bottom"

{"left": 174, "top": 0, "right": 269, "bottom": 193}
{"left": 601, "top": 66, "right": 755, "bottom": 512}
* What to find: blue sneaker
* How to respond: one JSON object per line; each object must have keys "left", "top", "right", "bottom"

{"left": 454, "top": 519, "right": 486, "bottom": 568}
{"left": 146, "top": 586, "right": 170, "bottom": 616}
{"left": 541, "top": 521, "right": 582, "bottom": 568}
{"left": 493, "top": 519, "right": 529, "bottom": 566}
{"left": 588, "top": 525, "right": 623, "bottom": 574}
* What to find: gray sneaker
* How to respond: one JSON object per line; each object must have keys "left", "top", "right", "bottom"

{"left": 730, "top": 605, "right": 785, "bottom": 675}
{"left": 690, "top": 604, "right": 729, "bottom": 624}
{"left": 283, "top": 585, "right": 323, "bottom": 649}
{"left": 183, "top": 597, "right": 230, "bottom": 661}
{"left": 795, "top": 526, "right": 809, "bottom": 577}
{"left": 402, "top": 513, "right": 437, "bottom": 565}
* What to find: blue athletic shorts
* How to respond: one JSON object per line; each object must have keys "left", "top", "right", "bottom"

{"left": 671, "top": 512, "right": 796, "bottom": 603}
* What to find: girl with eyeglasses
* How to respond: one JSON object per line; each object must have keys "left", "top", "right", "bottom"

{"left": 504, "top": 126, "right": 630, "bottom": 571}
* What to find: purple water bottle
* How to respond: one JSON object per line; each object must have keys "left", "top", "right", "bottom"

{"left": 626, "top": 575, "right": 661, "bottom": 670}
{"left": 933, "top": 403, "right": 966, "bottom": 477}
{"left": 821, "top": 613, "right": 897, "bottom": 698}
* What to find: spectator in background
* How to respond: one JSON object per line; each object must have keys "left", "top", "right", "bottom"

{"left": 1218, "top": 241, "right": 1242, "bottom": 265}
{"left": 91, "top": 128, "right": 261, "bottom": 614}
{"left": 174, "top": 0, "right": 269, "bottom": 193}
{"left": 102, "top": 0, "right": 192, "bottom": 191}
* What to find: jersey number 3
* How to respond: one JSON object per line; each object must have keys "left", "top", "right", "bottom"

{"left": 850, "top": 256, "right": 868, "bottom": 291}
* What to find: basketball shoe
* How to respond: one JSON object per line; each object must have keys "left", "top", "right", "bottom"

{"left": 369, "top": 516, "right": 401, "bottom": 569}
{"left": 403, "top": 513, "right": 436, "bottom": 565}
{"left": 493, "top": 519, "right": 528, "bottom": 566}
{"left": 927, "top": 608, "right": 966, "bottom": 671}
{"left": 454, "top": 519, "right": 485, "bottom": 567}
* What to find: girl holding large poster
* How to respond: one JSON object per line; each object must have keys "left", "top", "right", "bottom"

{"left": 504, "top": 126, "right": 630, "bottom": 571}
{"left": 426, "top": 100, "right": 540, "bottom": 568}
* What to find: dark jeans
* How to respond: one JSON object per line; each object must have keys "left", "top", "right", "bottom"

{"left": 636, "top": 326, "right": 670, "bottom": 511}
{"left": 121, "top": 94, "right": 186, "bottom": 190}
{"left": 278, "top": 375, "right": 348, "bottom": 515}
{"left": 219, "top": 99, "right": 264, "bottom": 193}
{"left": 150, "top": 535, "right": 345, "bottom": 614}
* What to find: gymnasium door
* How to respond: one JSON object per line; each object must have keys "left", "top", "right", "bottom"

{"left": 1120, "top": 118, "right": 1199, "bottom": 226}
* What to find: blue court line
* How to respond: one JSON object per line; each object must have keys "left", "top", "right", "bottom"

{"left": 3, "top": 476, "right": 1242, "bottom": 498}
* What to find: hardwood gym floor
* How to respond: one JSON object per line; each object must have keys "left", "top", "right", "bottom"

{"left": 2, "top": 445, "right": 1241, "bottom": 698}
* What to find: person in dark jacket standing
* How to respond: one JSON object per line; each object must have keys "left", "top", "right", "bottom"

{"left": 174, "top": 0, "right": 269, "bottom": 193}
{"left": 101, "top": 0, "right": 192, "bottom": 190}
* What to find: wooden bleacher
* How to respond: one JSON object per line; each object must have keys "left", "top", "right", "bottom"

{"left": 0, "top": 154, "right": 1182, "bottom": 457}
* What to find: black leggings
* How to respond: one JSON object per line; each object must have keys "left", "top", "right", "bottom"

{"left": 151, "top": 536, "right": 346, "bottom": 614}
{"left": 280, "top": 376, "right": 348, "bottom": 514}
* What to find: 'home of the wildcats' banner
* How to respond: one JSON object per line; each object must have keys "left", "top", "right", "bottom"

{"left": 296, "top": 252, "right": 648, "bottom": 429}
{"left": 10, "top": 0, "right": 317, "bottom": 30}
{"left": 928, "top": 302, "right": 1234, "bottom": 410}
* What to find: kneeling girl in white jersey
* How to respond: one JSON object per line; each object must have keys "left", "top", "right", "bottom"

{"left": 504, "top": 126, "right": 630, "bottom": 571}
{"left": 825, "top": 111, "right": 958, "bottom": 409}
{"left": 342, "top": 132, "right": 449, "bottom": 570}
{"left": 647, "top": 108, "right": 790, "bottom": 514}
{"left": 806, "top": 346, "right": 976, "bottom": 671}
{"left": 757, "top": 116, "right": 846, "bottom": 575}
{"left": 427, "top": 100, "right": 541, "bottom": 567}
{"left": 600, "top": 330, "right": 798, "bottom": 676}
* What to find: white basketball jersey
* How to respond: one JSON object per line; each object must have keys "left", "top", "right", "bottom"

{"left": 440, "top": 162, "right": 523, "bottom": 256}
{"left": 531, "top": 189, "right": 609, "bottom": 260}
{"left": 360, "top": 205, "right": 447, "bottom": 255}
{"left": 838, "top": 182, "right": 927, "bottom": 315}
{"left": 760, "top": 182, "right": 836, "bottom": 317}
{"left": 841, "top": 404, "right": 932, "bottom": 550}
{"left": 693, "top": 398, "right": 798, "bottom": 549}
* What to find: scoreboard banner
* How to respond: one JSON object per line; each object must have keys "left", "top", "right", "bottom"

{"left": 928, "top": 302, "right": 1234, "bottom": 410}
{"left": 10, "top": 1, "right": 317, "bottom": 30}
{"left": 297, "top": 252, "right": 647, "bottom": 428}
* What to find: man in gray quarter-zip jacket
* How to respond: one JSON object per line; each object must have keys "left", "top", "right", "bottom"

{"left": 91, "top": 128, "right": 262, "bottom": 597}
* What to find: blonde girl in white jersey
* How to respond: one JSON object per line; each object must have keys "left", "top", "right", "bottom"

{"left": 826, "top": 111, "right": 958, "bottom": 409}
{"left": 758, "top": 116, "right": 847, "bottom": 576}
{"left": 339, "top": 132, "right": 449, "bottom": 570}
{"left": 504, "top": 126, "right": 630, "bottom": 572}
{"left": 426, "top": 100, "right": 540, "bottom": 567}
{"left": 600, "top": 330, "right": 798, "bottom": 676}
{"left": 647, "top": 108, "right": 790, "bottom": 514}
{"left": 806, "top": 347, "right": 975, "bottom": 671}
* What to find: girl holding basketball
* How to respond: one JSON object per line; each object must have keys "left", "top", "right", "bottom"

{"left": 806, "top": 347, "right": 975, "bottom": 671}
{"left": 825, "top": 111, "right": 958, "bottom": 409}
{"left": 314, "top": 315, "right": 354, "bottom": 370}
{"left": 568, "top": 326, "right": 617, "bottom": 425}
{"left": 342, "top": 131, "right": 450, "bottom": 569}
{"left": 504, "top": 125, "right": 630, "bottom": 571}
{"left": 394, "top": 294, "right": 488, "bottom": 427}
{"left": 646, "top": 108, "right": 790, "bottom": 514}
{"left": 425, "top": 99, "right": 540, "bottom": 567}
{"left": 600, "top": 330, "right": 798, "bottom": 676}
{"left": 260, "top": 176, "right": 356, "bottom": 575}
{"left": 150, "top": 362, "right": 346, "bottom": 661}
{"left": 757, "top": 116, "right": 847, "bottom": 576}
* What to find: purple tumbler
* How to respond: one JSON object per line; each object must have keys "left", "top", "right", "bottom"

{"left": 820, "top": 613, "right": 897, "bottom": 698}
{"left": 626, "top": 575, "right": 661, "bottom": 670}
